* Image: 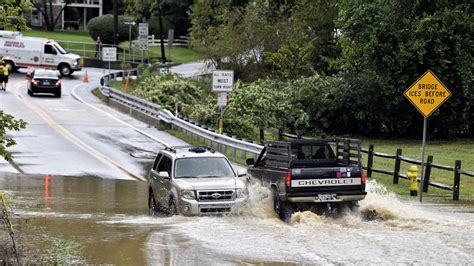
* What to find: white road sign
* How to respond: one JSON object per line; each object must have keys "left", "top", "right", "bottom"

{"left": 138, "top": 23, "right": 148, "bottom": 37}
{"left": 138, "top": 38, "right": 148, "bottom": 51}
{"left": 212, "top": 70, "right": 234, "bottom": 92}
{"left": 102, "top": 47, "right": 117, "bottom": 62}
{"left": 218, "top": 92, "right": 227, "bottom": 107}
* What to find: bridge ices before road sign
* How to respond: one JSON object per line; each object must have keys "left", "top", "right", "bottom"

{"left": 404, "top": 70, "right": 451, "bottom": 118}
{"left": 212, "top": 70, "right": 234, "bottom": 92}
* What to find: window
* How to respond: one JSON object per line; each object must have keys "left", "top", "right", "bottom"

{"left": 292, "top": 144, "right": 335, "bottom": 160}
{"left": 152, "top": 154, "right": 163, "bottom": 171}
{"left": 175, "top": 157, "right": 235, "bottom": 178}
{"left": 44, "top": 44, "right": 57, "bottom": 55}
{"left": 156, "top": 156, "right": 172, "bottom": 176}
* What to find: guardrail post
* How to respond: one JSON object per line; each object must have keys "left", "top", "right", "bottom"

{"left": 423, "top": 155, "right": 433, "bottom": 192}
{"left": 453, "top": 160, "right": 461, "bottom": 201}
{"left": 367, "top": 144, "right": 374, "bottom": 178}
{"left": 393, "top": 148, "right": 402, "bottom": 184}
{"left": 252, "top": 141, "right": 258, "bottom": 160}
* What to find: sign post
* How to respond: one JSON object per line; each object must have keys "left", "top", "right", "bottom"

{"left": 212, "top": 70, "right": 234, "bottom": 134}
{"left": 404, "top": 70, "right": 451, "bottom": 202}
{"left": 102, "top": 47, "right": 117, "bottom": 85}
{"left": 167, "top": 29, "right": 174, "bottom": 62}
{"left": 138, "top": 23, "right": 149, "bottom": 63}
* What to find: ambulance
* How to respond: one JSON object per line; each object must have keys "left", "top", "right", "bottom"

{"left": 0, "top": 31, "right": 81, "bottom": 76}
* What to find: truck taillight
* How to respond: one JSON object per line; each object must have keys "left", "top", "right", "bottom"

{"left": 285, "top": 171, "right": 291, "bottom": 186}
{"left": 361, "top": 169, "right": 366, "bottom": 184}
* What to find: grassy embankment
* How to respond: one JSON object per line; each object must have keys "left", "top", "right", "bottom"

{"left": 359, "top": 138, "right": 474, "bottom": 201}
{"left": 22, "top": 30, "right": 205, "bottom": 64}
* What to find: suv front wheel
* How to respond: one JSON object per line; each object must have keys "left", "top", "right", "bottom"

{"left": 148, "top": 188, "right": 161, "bottom": 215}
{"left": 168, "top": 197, "right": 177, "bottom": 216}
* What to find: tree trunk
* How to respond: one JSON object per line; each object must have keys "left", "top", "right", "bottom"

{"left": 158, "top": 7, "right": 167, "bottom": 63}
{"left": 259, "top": 128, "right": 265, "bottom": 144}
{"left": 113, "top": 0, "right": 118, "bottom": 45}
{"left": 48, "top": 0, "right": 54, "bottom": 31}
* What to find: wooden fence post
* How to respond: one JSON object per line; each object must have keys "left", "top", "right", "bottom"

{"left": 393, "top": 148, "right": 402, "bottom": 184}
{"left": 367, "top": 145, "right": 374, "bottom": 178}
{"left": 453, "top": 160, "right": 461, "bottom": 201}
{"left": 423, "top": 155, "right": 433, "bottom": 192}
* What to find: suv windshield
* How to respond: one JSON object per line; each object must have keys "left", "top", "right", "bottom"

{"left": 175, "top": 157, "right": 235, "bottom": 178}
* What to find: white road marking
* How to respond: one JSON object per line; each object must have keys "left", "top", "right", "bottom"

{"left": 71, "top": 83, "right": 170, "bottom": 148}
{"left": 12, "top": 83, "right": 145, "bottom": 181}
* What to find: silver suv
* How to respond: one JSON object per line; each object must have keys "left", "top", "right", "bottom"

{"left": 148, "top": 146, "right": 248, "bottom": 216}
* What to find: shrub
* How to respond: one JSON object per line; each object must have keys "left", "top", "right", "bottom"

{"left": 87, "top": 15, "right": 137, "bottom": 44}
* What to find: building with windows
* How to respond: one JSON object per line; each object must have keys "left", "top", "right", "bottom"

{"left": 28, "top": 0, "right": 103, "bottom": 30}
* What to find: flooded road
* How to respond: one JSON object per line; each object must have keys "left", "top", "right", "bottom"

{"left": 1, "top": 173, "right": 473, "bottom": 264}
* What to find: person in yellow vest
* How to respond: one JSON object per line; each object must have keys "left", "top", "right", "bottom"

{"left": 0, "top": 62, "right": 4, "bottom": 91}
{"left": 2, "top": 62, "right": 8, "bottom": 91}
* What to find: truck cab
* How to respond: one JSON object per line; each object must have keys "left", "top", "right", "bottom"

{"left": 0, "top": 31, "right": 81, "bottom": 76}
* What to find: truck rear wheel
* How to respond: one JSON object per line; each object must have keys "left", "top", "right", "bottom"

{"left": 59, "top": 64, "right": 72, "bottom": 76}
{"left": 272, "top": 188, "right": 295, "bottom": 222}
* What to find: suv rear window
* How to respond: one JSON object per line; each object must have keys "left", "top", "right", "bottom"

{"left": 175, "top": 157, "right": 235, "bottom": 178}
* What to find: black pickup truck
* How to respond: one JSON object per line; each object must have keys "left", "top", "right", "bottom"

{"left": 246, "top": 139, "right": 366, "bottom": 221}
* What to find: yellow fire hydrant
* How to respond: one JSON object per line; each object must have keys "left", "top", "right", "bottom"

{"left": 407, "top": 165, "right": 419, "bottom": 196}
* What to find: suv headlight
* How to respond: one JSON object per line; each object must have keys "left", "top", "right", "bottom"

{"left": 236, "top": 188, "right": 247, "bottom": 198}
{"left": 179, "top": 190, "right": 196, "bottom": 200}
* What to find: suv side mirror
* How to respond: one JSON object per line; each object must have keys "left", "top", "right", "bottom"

{"left": 246, "top": 158, "right": 255, "bottom": 166}
{"left": 237, "top": 169, "right": 247, "bottom": 177}
{"left": 158, "top": 171, "right": 170, "bottom": 180}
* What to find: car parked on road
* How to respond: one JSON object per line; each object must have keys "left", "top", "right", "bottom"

{"left": 27, "top": 69, "right": 61, "bottom": 97}
{"left": 148, "top": 146, "right": 248, "bottom": 216}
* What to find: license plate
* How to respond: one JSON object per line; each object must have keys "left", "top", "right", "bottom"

{"left": 315, "top": 194, "right": 336, "bottom": 202}
{"left": 43, "top": 82, "right": 50, "bottom": 85}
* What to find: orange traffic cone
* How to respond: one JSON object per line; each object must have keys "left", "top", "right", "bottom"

{"left": 83, "top": 71, "right": 89, "bottom": 83}
{"left": 124, "top": 72, "right": 130, "bottom": 93}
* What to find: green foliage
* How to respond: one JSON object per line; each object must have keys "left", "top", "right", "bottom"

{"left": 226, "top": 78, "right": 308, "bottom": 140}
{"left": 189, "top": 0, "right": 340, "bottom": 80}
{"left": 87, "top": 15, "right": 137, "bottom": 44}
{"left": 188, "top": 0, "right": 291, "bottom": 80}
{"left": 131, "top": 73, "right": 202, "bottom": 114}
{"left": 0, "top": 111, "right": 27, "bottom": 161}
{"left": 123, "top": 0, "right": 192, "bottom": 36}
{"left": 0, "top": 0, "right": 32, "bottom": 31}
{"left": 337, "top": 0, "right": 474, "bottom": 137}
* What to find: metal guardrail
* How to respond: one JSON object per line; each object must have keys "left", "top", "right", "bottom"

{"left": 99, "top": 70, "right": 263, "bottom": 161}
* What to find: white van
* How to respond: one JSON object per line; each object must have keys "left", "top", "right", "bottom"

{"left": 0, "top": 31, "right": 81, "bottom": 76}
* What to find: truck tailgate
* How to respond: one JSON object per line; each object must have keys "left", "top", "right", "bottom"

{"left": 289, "top": 166, "right": 365, "bottom": 193}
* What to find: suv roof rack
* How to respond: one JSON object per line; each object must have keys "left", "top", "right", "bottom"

{"left": 164, "top": 145, "right": 216, "bottom": 154}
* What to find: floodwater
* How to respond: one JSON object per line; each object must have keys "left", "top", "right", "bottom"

{"left": 1, "top": 173, "right": 473, "bottom": 264}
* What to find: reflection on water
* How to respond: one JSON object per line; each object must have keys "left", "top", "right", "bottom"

{"left": 0, "top": 173, "right": 150, "bottom": 265}
{"left": 1, "top": 173, "right": 473, "bottom": 264}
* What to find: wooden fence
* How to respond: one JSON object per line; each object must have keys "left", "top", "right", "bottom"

{"left": 362, "top": 145, "right": 474, "bottom": 200}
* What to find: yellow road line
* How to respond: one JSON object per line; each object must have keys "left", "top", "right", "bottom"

{"left": 13, "top": 83, "right": 146, "bottom": 181}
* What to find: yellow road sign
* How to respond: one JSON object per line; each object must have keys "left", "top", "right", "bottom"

{"left": 404, "top": 70, "right": 451, "bottom": 118}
